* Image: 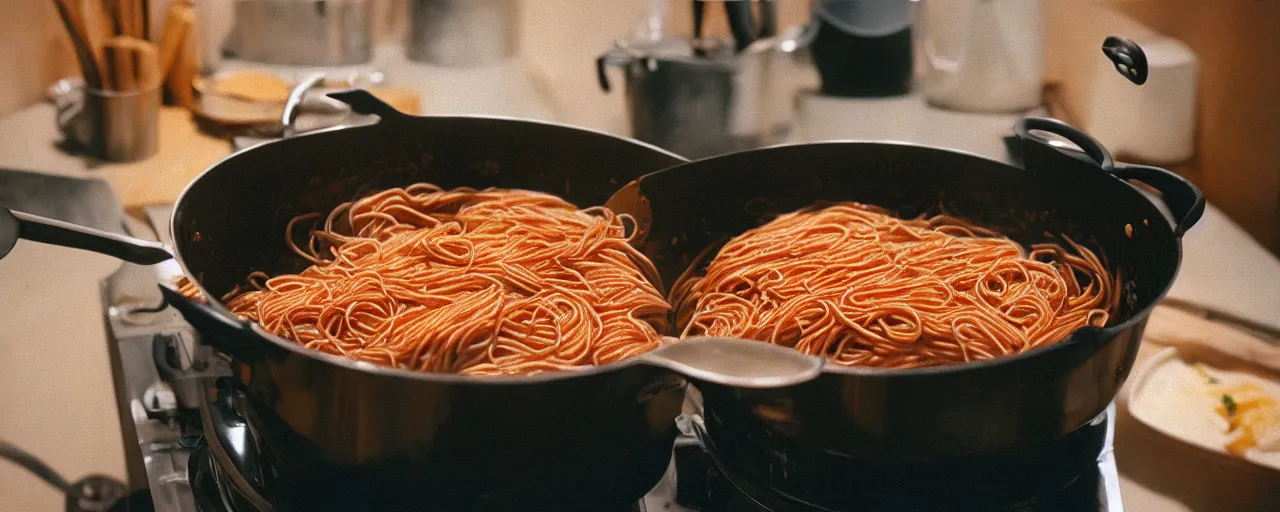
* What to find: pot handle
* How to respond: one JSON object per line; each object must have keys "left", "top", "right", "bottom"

{"left": 280, "top": 72, "right": 326, "bottom": 138}
{"left": 1111, "top": 163, "right": 1205, "bottom": 236}
{"left": 326, "top": 89, "right": 415, "bottom": 124}
{"left": 1014, "top": 117, "right": 1115, "bottom": 170}
{"left": 636, "top": 337, "right": 824, "bottom": 389}
{"left": 596, "top": 48, "right": 634, "bottom": 93}
{"left": 159, "top": 285, "right": 284, "bottom": 363}
{"left": 1014, "top": 118, "right": 1206, "bottom": 237}
{"left": 0, "top": 204, "right": 172, "bottom": 264}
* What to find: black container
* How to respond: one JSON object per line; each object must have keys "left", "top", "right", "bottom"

{"left": 811, "top": 0, "right": 914, "bottom": 97}
{"left": 606, "top": 118, "right": 1203, "bottom": 509}
{"left": 0, "top": 90, "right": 692, "bottom": 511}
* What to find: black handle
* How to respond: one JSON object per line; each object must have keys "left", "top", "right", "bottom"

{"left": 326, "top": 89, "right": 414, "bottom": 123}
{"left": 1014, "top": 118, "right": 1205, "bottom": 238}
{"left": 1014, "top": 117, "right": 1114, "bottom": 170}
{"left": 0, "top": 204, "right": 172, "bottom": 264}
{"left": 596, "top": 53, "right": 618, "bottom": 93}
{"left": 1111, "top": 163, "right": 1205, "bottom": 236}
{"left": 159, "top": 284, "right": 286, "bottom": 363}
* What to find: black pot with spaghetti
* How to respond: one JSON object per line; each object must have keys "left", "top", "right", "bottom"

{"left": 605, "top": 117, "right": 1205, "bottom": 509}
{"left": 0, "top": 90, "right": 825, "bottom": 511}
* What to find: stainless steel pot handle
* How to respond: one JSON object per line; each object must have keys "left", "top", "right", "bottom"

{"left": 280, "top": 72, "right": 328, "bottom": 139}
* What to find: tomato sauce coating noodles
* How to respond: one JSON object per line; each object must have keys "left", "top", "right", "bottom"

{"left": 187, "top": 185, "right": 671, "bottom": 375}
{"left": 672, "top": 202, "right": 1118, "bottom": 369}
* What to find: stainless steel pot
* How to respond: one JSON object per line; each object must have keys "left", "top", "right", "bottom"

{"left": 227, "top": 0, "right": 374, "bottom": 66}
{"left": 597, "top": 25, "right": 817, "bottom": 159}
{"left": 0, "top": 89, "right": 823, "bottom": 510}
{"left": 404, "top": 0, "right": 519, "bottom": 66}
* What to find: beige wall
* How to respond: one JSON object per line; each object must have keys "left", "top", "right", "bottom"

{"left": 4, "top": 0, "right": 1276, "bottom": 251}
{"left": 0, "top": 1, "right": 79, "bottom": 116}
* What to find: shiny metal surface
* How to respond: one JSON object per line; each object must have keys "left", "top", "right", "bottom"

{"left": 227, "top": 0, "right": 373, "bottom": 66}
{"left": 639, "top": 337, "right": 824, "bottom": 389}
{"left": 54, "top": 84, "right": 160, "bottom": 162}
{"left": 100, "top": 217, "right": 226, "bottom": 511}
{"left": 405, "top": 0, "right": 519, "bottom": 66}
{"left": 598, "top": 27, "right": 817, "bottom": 159}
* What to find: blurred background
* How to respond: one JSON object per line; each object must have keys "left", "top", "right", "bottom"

{"left": 0, "top": 0, "right": 1274, "bottom": 252}
{"left": 1, "top": 0, "right": 1276, "bottom": 252}
{"left": 0, "top": 1, "right": 1277, "bottom": 511}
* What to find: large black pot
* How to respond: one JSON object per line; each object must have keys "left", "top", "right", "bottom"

{"left": 1, "top": 91, "right": 702, "bottom": 511}
{"left": 606, "top": 118, "right": 1204, "bottom": 509}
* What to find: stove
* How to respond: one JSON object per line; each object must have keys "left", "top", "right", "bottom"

{"left": 103, "top": 207, "right": 1124, "bottom": 512}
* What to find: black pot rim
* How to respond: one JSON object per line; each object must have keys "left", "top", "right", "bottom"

{"left": 167, "top": 134, "right": 1184, "bottom": 385}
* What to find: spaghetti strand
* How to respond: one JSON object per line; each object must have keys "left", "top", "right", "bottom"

{"left": 674, "top": 202, "right": 1117, "bottom": 369}
{"left": 200, "top": 186, "right": 672, "bottom": 375}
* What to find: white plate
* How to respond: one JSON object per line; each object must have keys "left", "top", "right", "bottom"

{"left": 1127, "top": 346, "right": 1280, "bottom": 471}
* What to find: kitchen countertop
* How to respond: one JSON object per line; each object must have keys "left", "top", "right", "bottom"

{"left": 0, "top": 95, "right": 1277, "bottom": 511}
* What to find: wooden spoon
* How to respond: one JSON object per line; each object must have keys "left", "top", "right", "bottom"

{"left": 50, "top": 0, "right": 104, "bottom": 90}
{"left": 103, "top": 36, "right": 160, "bottom": 91}
{"left": 156, "top": 3, "right": 194, "bottom": 79}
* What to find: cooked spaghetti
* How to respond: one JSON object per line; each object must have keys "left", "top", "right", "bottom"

{"left": 185, "top": 185, "right": 671, "bottom": 375}
{"left": 672, "top": 202, "right": 1119, "bottom": 369}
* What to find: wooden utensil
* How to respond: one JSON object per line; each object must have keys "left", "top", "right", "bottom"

{"left": 84, "top": 0, "right": 116, "bottom": 89}
{"left": 156, "top": 3, "right": 194, "bottom": 79}
{"left": 167, "top": 24, "right": 199, "bottom": 109}
{"left": 106, "top": 0, "right": 145, "bottom": 38}
{"left": 103, "top": 36, "right": 161, "bottom": 91}
{"left": 103, "top": 41, "right": 136, "bottom": 92}
{"left": 51, "top": 0, "right": 104, "bottom": 90}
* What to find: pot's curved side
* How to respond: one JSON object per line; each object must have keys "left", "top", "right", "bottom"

{"left": 221, "top": 348, "right": 685, "bottom": 509}
{"left": 163, "top": 103, "right": 692, "bottom": 506}
{"left": 615, "top": 132, "right": 1195, "bottom": 506}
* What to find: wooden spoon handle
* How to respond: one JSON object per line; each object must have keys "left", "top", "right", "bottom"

{"left": 156, "top": 3, "right": 194, "bottom": 79}
{"left": 104, "top": 36, "right": 161, "bottom": 91}
{"left": 51, "top": 0, "right": 104, "bottom": 90}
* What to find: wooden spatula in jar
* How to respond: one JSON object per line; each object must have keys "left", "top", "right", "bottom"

{"left": 102, "top": 36, "right": 160, "bottom": 92}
